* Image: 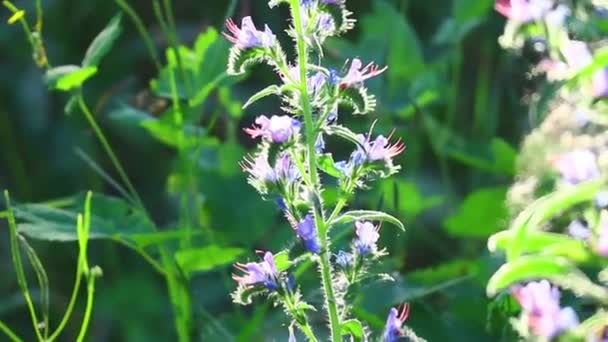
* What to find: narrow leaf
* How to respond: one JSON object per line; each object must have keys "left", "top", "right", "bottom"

{"left": 243, "top": 85, "right": 282, "bottom": 109}
{"left": 317, "top": 154, "right": 343, "bottom": 178}
{"left": 82, "top": 14, "right": 123, "bottom": 67}
{"left": 341, "top": 319, "right": 364, "bottom": 341}
{"left": 331, "top": 210, "right": 405, "bottom": 231}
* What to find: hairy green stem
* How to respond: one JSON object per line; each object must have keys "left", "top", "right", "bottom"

{"left": 0, "top": 320, "right": 22, "bottom": 342}
{"left": 290, "top": 1, "right": 341, "bottom": 341}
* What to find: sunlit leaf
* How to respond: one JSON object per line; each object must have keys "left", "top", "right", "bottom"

{"left": 341, "top": 319, "right": 364, "bottom": 341}
{"left": 331, "top": 210, "right": 405, "bottom": 231}
{"left": 175, "top": 245, "right": 244, "bottom": 277}
{"left": 444, "top": 187, "right": 508, "bottom": 238}
{"left": 82, "top": 14, "right": 123, "bottom": 67}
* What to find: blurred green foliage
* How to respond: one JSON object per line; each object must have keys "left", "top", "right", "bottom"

{"left": 0, "top": 0, "right": 534, "bottom": 340}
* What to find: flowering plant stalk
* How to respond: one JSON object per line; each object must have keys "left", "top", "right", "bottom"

{"left": 225, "top": 1, "right": 423, "bottom": 341}
{"left": 487, "top": 0, "right": 608, "bottom": 341}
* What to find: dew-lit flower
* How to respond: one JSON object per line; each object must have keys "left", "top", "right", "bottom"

{"left": 553, "top": 150, "right": 600, "bottom": 185}
{"left": 383, "top": 304, "right": 410, "bottom": 342}
{"left": 240, "top": 153, "right": 277, "bottom": 184}
{"left": 335, "top": 250, "right": 353, "bottom": 268}
{"left": 355, "top": 221, "right": 380, "bottom": 255}
{"left": 245, "top": 115, "right": 302, "bottom": 143}
{"left": 233, "top": 251, "right": 279, "bottom": 290}
{"left": 494, "top": 0, "right": 553, "bottom": 23}
{"left": 340, "top": 59, "right": 387, "bottom": 88}
{"left": 224, "top": 17, "right": 276, "bottom": 49}
{"left": 511, "top": 280, "right": 579, "bottom": 339}
{"left": 296, "top": 215, "right": 321, "bottom": 254}
{"left": 354, "top": 132, "right": 406, "bottom": 165}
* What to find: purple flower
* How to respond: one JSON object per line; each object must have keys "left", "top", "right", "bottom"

{"left": 596, "top": 191, "right": 608, "bottom": 209}
{"left": 553, "top": 150, "right": 600, "bottom": 185}
{"left": 494, "top": 0, "right": 552, "bottom": 23}
{"left": 340, "top": 59, "right": 388, "bottom": 88}
{"left": 296, "top": 215, "right": 321, "bottom": 254}
{"left": 320, "top": 0, "right": 344, "bottom": 4}
{"left": 315, "top": 135, "right": 326, "bottom": 153}
{"left": 240, "top": 153, "right": 277, "bottom": 184}
{"left": 245, "top": 115, "right": 301, "bottom": 143}
{"left": 352, "top": 132, "right": 406, "bottom": 166}
{"left": 568, "top": 220, "right": 590, "bottom": 240}
{"left": 309, "top": 72, "right": 327, "bottom": 95}
{"left": 275, "top": 153, "right": 301, "bottom": 183}
{"left": 355, "top": 221, "right": 380, "bottom": 255}
{"left": 224, "top": 17, "right": 276, "bottom": 49}
{"left": 233, "top": 251, "right": 279, "bottom": 290}
{"left": 383, "top": 304, "right": 410, "bottom": 342}
{"left": 335, "top": 160, "right": 353, "bottom": 176}
{"left": 276, "top": 197, "right": 288, "bottom": 211}
{"left": 597, "top": 217, "right": 608, "bottom": 256}
{"left": 335, "top": 250, "right": 353, "bottom": 268}
{"left": 317, "top": 13, "right": 335, "bottom": 32}
{"left": 512, "top": 280, "right": 579, "bottom": 339}
{"left": 592, "top": 68, "right": 608, "bottom": 99}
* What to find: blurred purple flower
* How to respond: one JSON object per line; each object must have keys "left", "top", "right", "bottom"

{"left": 592, "top": 68, "right": 608, "bottom": 99}
{"left": 275, "top": 153, "right": 301, "bottom": 183}
{"left": 383, "top": 304, "right": 410, "bottom": 342}
{"left": 494, "top": 0, "right": 552, "bottom": 23}
{"left": 511, "top": 280, "right": 579, "bottom": 339}
{"left": 597, "top": 217, "right": 608, "bottom": 256}
{"left": 596, "top": 191, "right": 608, "bottom": 209}
{"left": 335, "top": 250, "right": 353, "bottom": 268}
{"left": 355, "top": 221, "right": 380, "bottom": 255}
{"left": 561, "top": 40, "right": 608, "bottom": 99}
{"left": 245, "top": 115, "right": 301, "bottom": 143}
{"left": 340, "top": 59, "right": 387, "bottom": 88}
{"left": 296, "top": 215, "right": 321, "bottom": 254}
{"left": 567, "top": 220, "right": 590, "bottom": 240}
{"left": 233, "top": 251, "right": 279, "bottom": 290}
{"left": 553, "top": 150, "right": 599, "bottom": 185}
{"left": 354, "top": 132, "right": 406, "bottom": 165}
{"left": 224, "top": 17, "right": 276, "bottom": 49}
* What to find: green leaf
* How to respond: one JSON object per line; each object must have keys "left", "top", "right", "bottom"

{"left": 174, "top": 245, "right": 244, "bottom": 277}
{"left": 338, "top": 86, "right": 377, "bottom": 115}
{"left": 317, "top": 154, "right": 343, "bottom": 178}
{"left": 489, "top": 230, "right": 592, "bottom": 263}
{"left": 486, "top": 256, "right": 576, "bottom": 296}
{"left": 140, "top": 112, "right": 207, "bottom": 149}
{"left": 82, "top": 14, "right": 123, "bottom": 67}
{"left": 374, "top": 180, "right": 444, "bottom": 219}
{"left": 14, "top": 192, "right": 156, "bottom": 242}
{"left": 341, "top": 319, "right": 364, "bottom": 341}
{"left": 273, "top": 251, "right": 292, "bottom": 272}
{"left": 341, "top": 319, "right": 364, "bottom": 336}
{"left": 331, "top": 210, "right": 405, "bottom": 231}
{"left": 444, "top": 187, "right": 508, "bottom": 238}
{"left": 45, "top": 65, "right": 98, "bottom": 91}
{"left": 243, "top": 85, "right": 282, "bottom": 109}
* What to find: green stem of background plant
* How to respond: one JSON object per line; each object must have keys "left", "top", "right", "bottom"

{"left": 75, "top": 276, "right": 96, "bottom": 342}
{"left": 0, "top": 320, "right": 22, "bottom": 342}
{"left": 290, "top": 1, "right": 341, "bottom": 341}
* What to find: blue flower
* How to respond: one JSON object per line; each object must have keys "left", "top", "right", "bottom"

{"left": 245, "top": 115, "right": 302, "bottom": 143}
{"left": 553, "top": 150, "right": 599, "bottom": 185}
{"left": 276, "top": 197, "right": 288, "bottom": 211}
{"left": 567, "top": 220, "right": 590, "bottom": 240}
{"left": 355, "top": 221, "right": 380, "bottom": 255}
{"left": 315, "top": 135, "right": 326, "bottom": 153}
{"left": 233, "top": 251, "right": 279, "bottom": 290}
{"left": 296, "top": 215, "right": 321, "bottom": 254}
{"left": 596, "top": 191, "right": 608, "bottom": 209}
{"left": 224, "top": 17, "right": 276, "bottom": 49}
{"left": 275, "top": 153, "right": 301, "bottom": 183}
{"left": 335, "top": 250, "right": 353, "bottom": 268}
{"left": 328, "top": 69, "right": 340, "bottom": 85}
{"left": 511, "top": 280, "right": 579, "bottom": 339}
{"left": 340, "top": 59, "right": 387, "bottom": 88}
{"left": 383, "top": 304, "right": 410, "bottom": 342}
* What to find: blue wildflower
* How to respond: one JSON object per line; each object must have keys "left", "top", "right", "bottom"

{"left": 383, "top": 304, "right": 410, "bottom": 342}
{"left": 275, "top": 153, "right": 301, "bottom": 183}
{"left": 296, "top": 215, "right": 321, "bottom": 254}
{"left": 355, "top": 221, "right": 380, "bottom": 255}
{"left": 511, "top": 280, "right": 579, "bottom": 339}
{"left": 276, "top": 197, "right": 288, "bottom": 211}
{"left": 233, "top": 251, "right": 279, "bottom": 290}
{"left": 328, "top": 69, "right": 340, "bottom": 85}
{"left": 286, "top": 273, "right": 296, "bottom": 293}
{"left": 596, "top": 191, "right": 608, "bottom": 209}
{"left": 567, "top": 220, "right": 590, "bottom": 240}
{"left": 245, "top": 115, "right": 302, "bottom": 143}
{"left": 315, "top": 135, "right": 326, "bottom": 153}
{"left": 335, "top": 250, "right": 353, "bottom": 268}
{"left": 224, "top": 17, "right": 276, "bottom": 49}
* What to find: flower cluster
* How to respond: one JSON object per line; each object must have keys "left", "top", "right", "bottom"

{"left": 488, "top": 1, "right": 608, "bottom": 341}
{"left": 225, "top": 1, "right": 417, "bottom": 340}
